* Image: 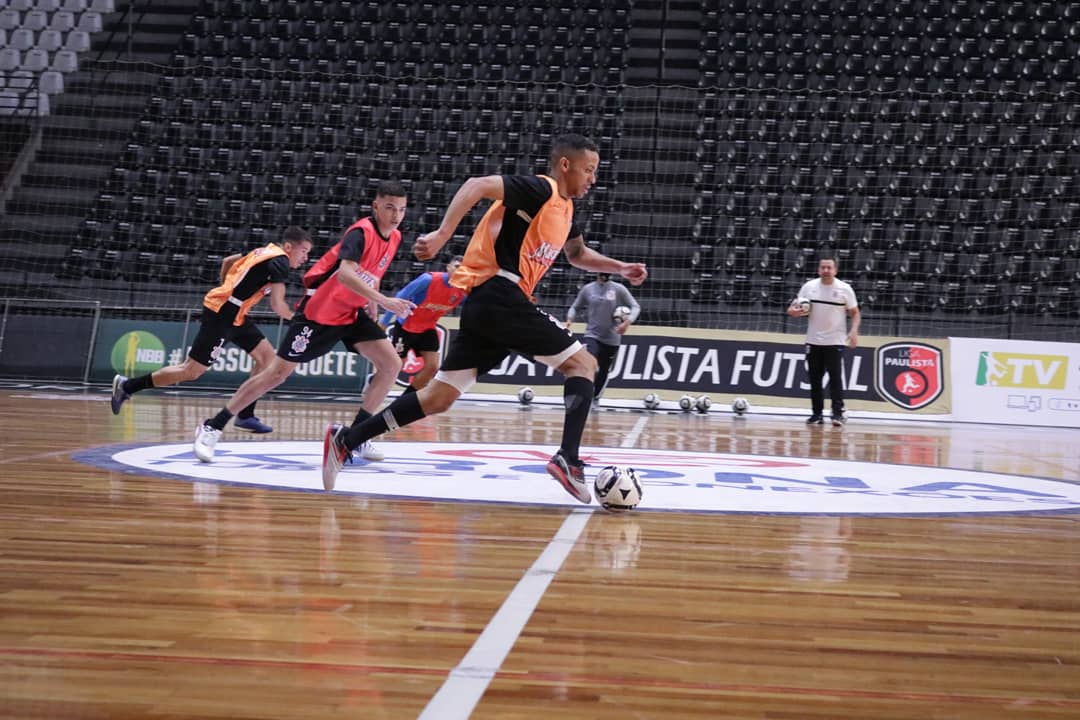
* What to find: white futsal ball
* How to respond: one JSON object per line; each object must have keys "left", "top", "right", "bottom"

{"left": 678, "top": 394, "right": 694, "bottom": 411}
{"left": 642, "top": 392, "right": 660, "bottom": 410}
{"left": 517, "top": 386, "right": 534, "bottom": 405}
{"left": 593, "top": 465, "right": 643, "bottom": 512}
{"left": 694, "top": 395, "right": 712, "bottom": 413}
{"left": 794, "top": 297, "right": 811, "bottom": 315}
{"left": 613, "top": 305, "right": 631, "bottom": 323}
{"left": 731, "top": 396, "right": 750, "bottom": 415}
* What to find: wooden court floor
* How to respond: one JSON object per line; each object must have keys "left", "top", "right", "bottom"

{"left": 1, "top": 386, "right": 1078, "bottom": 719}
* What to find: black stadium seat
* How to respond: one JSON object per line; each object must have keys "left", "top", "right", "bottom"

{"left": 4, "top": 0, "right": 1063, "bottom": 327}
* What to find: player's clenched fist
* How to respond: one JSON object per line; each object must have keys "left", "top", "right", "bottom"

{"left": 414, "top": 230, "right": 449, "bottom": 261}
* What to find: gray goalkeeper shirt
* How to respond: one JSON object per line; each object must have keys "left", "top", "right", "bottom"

{"left": 566, "top": 279, "right": 640, "bottom": 346}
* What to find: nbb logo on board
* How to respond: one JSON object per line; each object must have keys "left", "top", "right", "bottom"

{"left": 111, "top": 331, "right": 166, "bottom": 376}
{"left": 875, "top": 342, "right": 944, "bottom": 409}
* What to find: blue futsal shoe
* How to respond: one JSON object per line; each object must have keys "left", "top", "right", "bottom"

{"left": 110, "top": 375, "right": 131, "bottom": 415}
{"left": 234, "top": 416, "right": 273, "bottom": 434}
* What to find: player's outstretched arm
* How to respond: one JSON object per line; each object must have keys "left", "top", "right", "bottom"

{"left": 563, "top": 234, "right": 648, "bottom": 286}
{"left": 335, "top": 259, "right": 415, "bottom": 318}
{"left": 382, "top": 274, "right": 432, "bottom": 325}
{"left": 415, "top": 175, "right": 504, "bottom": 261}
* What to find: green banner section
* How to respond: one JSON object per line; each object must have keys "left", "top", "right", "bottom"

{"left": 90, "top": 318, "right": 369, "bottom": 393}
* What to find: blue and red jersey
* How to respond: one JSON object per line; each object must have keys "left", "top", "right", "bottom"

{"left": 381, "top": 271, "right": 465, "bottom": 332}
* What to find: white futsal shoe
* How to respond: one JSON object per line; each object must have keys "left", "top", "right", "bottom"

{"left": 356, "top": 439, "right": 384, "bottom": 462}
{"left": 193, "top": 424, "right": 221, "bottom": 463}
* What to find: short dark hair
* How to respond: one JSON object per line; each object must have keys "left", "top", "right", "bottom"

{"left": 818, "top": 255, "right": 838, "bottom": 267}
{"left": 375, "top": 179, "right": 408, "bottom": 199}
{"left": 282, "top": 226, "right": 312, "bottom": 245}
{"left": 550, "top": 134, "right": 598, "bottom": 166}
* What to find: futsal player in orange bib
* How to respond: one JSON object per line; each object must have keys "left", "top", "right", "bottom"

{"left": 321, "top": 135, "right": 648, "bottom": 501}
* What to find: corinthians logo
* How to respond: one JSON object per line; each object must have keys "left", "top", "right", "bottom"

{"left": 73, "top": 442, "right": 1080, "bottom": 516}
{"left": 875, "top": 342, "right": 945, "bottom": 410}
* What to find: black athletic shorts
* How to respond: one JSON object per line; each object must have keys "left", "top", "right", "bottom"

{"left": 188, "top": 307, "right": 267, "bottom": 366}
{"left": 441, "top": 275, "right": 578, "bottom": 376}
{"left": 276, "top": 311, "right": 387, "bottom": 363}
{"left": 387, "top": 322, "right": 440, "bottom": 357}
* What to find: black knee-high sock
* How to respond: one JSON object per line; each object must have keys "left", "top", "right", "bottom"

{"left": 206, "top": 408, "right": 233, "bottom": 431}
{"left": 343, "top": 393, "right": 425, "bottom": 451}
{"left": 402, "top": 384, "right": 417, "bottom": 395}
{"left": 124, "top": 373, "right": 155, "bottom": 395}
{"left": 237, "top": 401, "right": 257, "bottom": 420}
{"left": 560, "top": 376, "right": 594, "bottom": 462}
{"left": 352, "top": 407, "right": 372, "bottom": 426}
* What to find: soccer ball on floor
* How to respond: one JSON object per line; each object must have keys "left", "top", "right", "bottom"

{"left": 518, "top": 386, "right": 534, "bottom": 405}
{"left": 678, "top": 394, "right": 694, "bottom": 411}
{"left": 694, "top": 395, "right": 712, "bottom": 413}
{"left": 593, "top": 465, "right": 643, "bottom": 512}
{"left": 642, "top": 392, "right": 660, "bottom": 409}
{"left": 732, "top": 397, "right": 750, "bottom": 415}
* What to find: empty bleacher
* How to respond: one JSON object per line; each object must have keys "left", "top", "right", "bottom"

{"left": 0, "top": 0, "right": 1077, "bottom": 338}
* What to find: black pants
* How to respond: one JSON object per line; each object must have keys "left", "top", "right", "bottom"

{"left": 806, "top": 344, "right": 845, "bottom": 415}
{"left": 585, "top": 337, "right": 618, "bottom": 400}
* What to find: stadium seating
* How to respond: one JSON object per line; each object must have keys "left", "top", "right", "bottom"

{"left": 0, "top": 0, "right": 99, "bottom": 119}
{"left": 0, "top": 0, "right": 1074, "bottom": 335}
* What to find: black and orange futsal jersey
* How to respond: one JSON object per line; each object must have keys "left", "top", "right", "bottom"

{"left": 202, "top": 243, "right": 289, "bottom": 326}
{"left": 450, "top": 175, "right": 580, "bottom": 299}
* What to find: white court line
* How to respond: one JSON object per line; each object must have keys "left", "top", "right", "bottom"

{"left": 418, "top": 418, "right": 650, "bottom": 719}
{"left": 414, "top": 418, "right": 648, "bottom": 716}
{"left": 622, "top": 415, "right": 650, "bottom": 450}
{"left": 417, "top": 508, "right": 593, "bottom": 719}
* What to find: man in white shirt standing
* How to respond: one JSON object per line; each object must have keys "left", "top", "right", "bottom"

{"left": 787, "top": 256, "right": 861, "bottom": 426}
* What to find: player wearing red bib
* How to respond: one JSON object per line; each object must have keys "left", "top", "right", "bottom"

{"left": 193, "top": 181, "right": 415, "bottom": 463}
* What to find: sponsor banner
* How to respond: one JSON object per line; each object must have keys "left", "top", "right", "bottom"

{"left": 82, "top": 313, "right": 949, "bottom": 414}
{"left": 951, "top": 337, "right": 1080, "bottom": 427}
{"left": 89, "top": 318, "right": 370, "bottom": 392}
{"left": 435, "top": 319, "right": 949, "bottom": 413}
{"left": 479, "top": 335, "right": 884, "bottom": 402}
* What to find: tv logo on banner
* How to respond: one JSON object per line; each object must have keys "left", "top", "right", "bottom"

{"left": 975, "top": 351, "right": 1068, "bottom": 389}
